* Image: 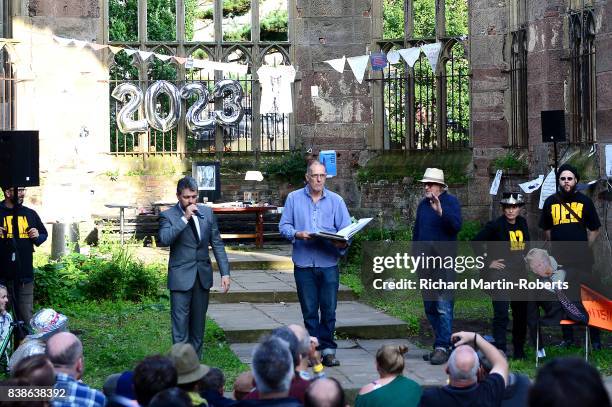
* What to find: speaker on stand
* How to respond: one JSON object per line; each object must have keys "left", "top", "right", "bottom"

{"left": 541, "top": 111, "right": 566, "bottom": 191}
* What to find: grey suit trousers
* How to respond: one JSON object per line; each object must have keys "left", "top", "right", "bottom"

{"left": 170, "top": 277, "right": 210, "bottom": 358}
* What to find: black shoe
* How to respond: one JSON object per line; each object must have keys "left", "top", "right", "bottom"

{"left": 422, "top": 351, "right": 433, "bottom": 361}
{"left": 322, "top": 354, "right": 340, "bottom": 367}
{"left": 430, "top": 348, "right": 448, "bottom": 365}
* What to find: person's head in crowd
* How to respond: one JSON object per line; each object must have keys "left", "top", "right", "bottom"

{"left": 376, "top": 345, "right": 408, "bottom": 377}
{"left": 168, "top": 342, "right": 210, "bottom": 393}
{"left": 11, "top": 354, "right": 55, "bottom": 386}
{"left": 525, "top": 248, "right": 558, "bottom": 278}
{"left": 233, "top": 371, "right": 255, "bottom": 400}
{"left": 176, "top": 176, "right": 199, "bottom": 210}
{"left": 529, "top": 357, "right": 610, "bottom": 407}
{"left": 446, "top": 345, "right": 479, "bottom": 387}
{"left": 304, "top": 378, "right": 346, "bottom": 407}
{"left": 288, "top": 324, "right": 312, "bottom": 366}
{"left": 133, "top": 355, "right": 178, "bottom": 406}
{"left": 45, "top": 332, "right": 84, "bottom": 380}
{"left": 251, "top": 336, "right": 294, "bottom": 397}
{"left": 0, "top": 377, "right": 49, "bottom": 407}
{"left": 116, "top": 370, "right": 137, "bottom": 400}
{"left": 271, "top": 326, "right": 301, "bottom": 369}
{"left": 0, "top": 284, "right": 9, "bottom": 315}
{"left": 1, "top": 186, "right": 26, "bottom": 206}
{"left": 201, "top": 367, "right": 225, "bottom": 395}
{"left": 306, "top": 160, "right": 327, "bottom": 195}
{"left": 499, "top": 192, "right": 524, "bottom": 223}
{"left": 557, "top": 164, "right": 579, "bottom": 196}
{"left": 419, "top": 168, "right": 447, "bottom": 200}
{"left": 148, "top": 387, "right": 193, "bottom": 407}
{"left": 29, "top": 308, "right": 69, "bottom": 340}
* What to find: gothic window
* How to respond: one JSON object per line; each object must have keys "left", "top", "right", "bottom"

{"left": 509, "top": 29, "right": 528, "bottom": 147}
{"left": 377, "top": 0, "right": 470, "bottom": 150}
{"left": 569, "top": 8, "right": 596, "bottom": 143}
{"left": 0, "top": 0, "right": 14, "bottom": 130}
{"left": 106, "top": 0, "right": 291, "bottom": 155}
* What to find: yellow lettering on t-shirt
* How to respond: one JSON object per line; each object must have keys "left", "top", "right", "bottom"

{"left": 550, "top": 203, "right": 584, "bottom": 225}
{"left": 2, "top": 216, "right": 30, "bottom": 238}
{"left": 509, "top": 230, "right": 525, "bottom": 251}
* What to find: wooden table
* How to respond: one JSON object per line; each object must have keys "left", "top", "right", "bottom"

{"left": 212, "top": 206, "right": 277, "bottom": 248}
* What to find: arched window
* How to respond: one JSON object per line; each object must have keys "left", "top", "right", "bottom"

{"left": 376, "top": 0, "right": 469, "bottom": 150}
{"left": 105, "top": 0, "right": 291, "bottom": 154}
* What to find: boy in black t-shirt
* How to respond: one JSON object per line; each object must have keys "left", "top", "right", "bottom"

{"left": 473, "top": 192, "right": 530, "bottom": 359}
{"left": 538, "top": 164, "right": 601, "bottom": 348}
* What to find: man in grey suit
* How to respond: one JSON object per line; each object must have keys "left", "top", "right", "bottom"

{"left": 159, "top": 176, "right": 230, "bottom": 358}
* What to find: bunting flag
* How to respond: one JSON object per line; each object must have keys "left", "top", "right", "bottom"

{"left": 539, "top": 169, "right": 557, "bottom": 209}
{"left": 137, "top": 50, "right": 154, "bottom": 61}
{"left": 88, "top": 43, "right": 107, "bottom": 51}
{"left": 324, "top": 56, "right": 346, "bottom": 73}
{"left": 174, "top": 56, "right": 187, "bottom": 65}
{"left": 421, "top": 42, "right": 442, "bottom": 72}
{"left": 346, "top": 55, "right": 370, "bottom": 84}
{"left": 489, "top": 170, "right": 503, "bottom": 195}
{"left": 108, "top": 45, "right": 122, "bottom": 54}
{"left": 4, "top": 43, "right": 19, "bottom": 63}
{"left": 156, "top": 54, "right": 172, "bottom": 62}
{"left": 398, "top": 47, "right": 421, "bottom": 68}
{"left": 386, "top": 50, "right": 400, "bottom": 64}
{"left": 519, "top": 175, "right": 544, "bottom": 194}
{"left": 53, "top": 35, "right": 73, "bottom": 46}
{"left": 123, "top": 49, "right": 137, "bottom": 56}
{"left": 72, "top": 40, "right": 87, "bottom": 49}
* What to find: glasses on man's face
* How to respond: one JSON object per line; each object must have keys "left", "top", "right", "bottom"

{"left": 559, "top": 177, "right": 574, "bottom": 181}
{"left": 424, "top": 182, "right": 437, "bottom": 187}
{"left": 308, "top": 174, "right": 326, "bottom": 179}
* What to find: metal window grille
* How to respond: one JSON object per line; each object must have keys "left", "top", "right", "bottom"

{"left": 509, "top": 29, "right": 528, "bottom": 147}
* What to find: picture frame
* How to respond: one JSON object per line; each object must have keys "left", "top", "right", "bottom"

{"left": 192, "top": 161, "right": 221, "bottom": 202}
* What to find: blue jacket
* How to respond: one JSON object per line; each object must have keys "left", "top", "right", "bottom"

{"left": 413, "top": 191, "right": 462, "bottom": 242}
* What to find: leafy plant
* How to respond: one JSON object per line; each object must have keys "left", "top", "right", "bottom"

{"left": 457, "top": 220, "right": 482, "bottom": 241}
{"left": 492, "top": 152, "right": 528, "bottom": 172}
{"left": 262, "top": 151, "right": 307, "bottom": 185}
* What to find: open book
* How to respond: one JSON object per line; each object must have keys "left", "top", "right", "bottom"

{"left": 310, "top": 218, "right": 373, "bottom": 242}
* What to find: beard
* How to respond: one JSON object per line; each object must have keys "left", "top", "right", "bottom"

{"left": 559, "top": 184, "right": 576, "bottom": 198}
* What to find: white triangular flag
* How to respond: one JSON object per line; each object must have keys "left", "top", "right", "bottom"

{"left": 4, "top": 43, "right": 19, "bottom": 63}
{"left": 539, "top": 169, "right": 557, "bottom": 209}
{"left": 397, "top": 47, "right": 421, "bottom": 68}
{"left": 346, "top": 55, "right": 369, "bottom": 84}
{"left": 72, "top": 40, "right": 87, "bottom": 49}
{"left": 174, "top": 56, "right": 187, "bottom": 65}
{"left": 124, "top": 49, "right": 137, "bottom": 56}
{"left": 0, "top": 42, "right": 5, "bottom": 51}
{"left": 53, "top": 35, "right": 73, "bottom": 46}
{"left": 490, "top": 170, "right": 503, "bottom": 195}
{"left": 108, "top": 45, "right": 122, "bottom": 54}
{"left": 324, "top": 56, "right": 346, "bottom": 73}
{"left": 422, "top": 42, "right": 442, "bottom": 72}
{"left": 519, "top": 175, "right": 544, "bottom": 194}
{"left": 387, "top": 50, "right": 401, "bottom": 64}
{"left": 156, "top": 54, "right": 172, "bottom": 62}
{"left": 137, "top": 50, "right": 154, "bottom": 61}
{"left": 88, "top": 43, "right": 107, "bottom": 51}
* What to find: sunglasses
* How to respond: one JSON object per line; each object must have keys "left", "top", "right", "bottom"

{"left": 559, "top": 177, "right": 574, "bottom": 181}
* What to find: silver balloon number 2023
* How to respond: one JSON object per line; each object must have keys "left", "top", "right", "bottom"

{"left": 112, "top": 80, "right": 244, "bottom": 134}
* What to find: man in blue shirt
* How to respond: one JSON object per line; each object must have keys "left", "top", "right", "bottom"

{"left": 279, "top": 160, "right": 351, "bottom": 367}
{"left": 413, "top": 168, "right": 462, "bottom": 365}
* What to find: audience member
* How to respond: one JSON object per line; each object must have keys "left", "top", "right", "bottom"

{"left": 419, "top": 331, "right": 508, "bottom": 407}
{"left": 476, "top": 350, "right": 529, "bottom": 407}
{"left": 0, "top": 284, "right": 13, "bottom": 349}
{"left": 234, "top": 372, "right": 255, "bottom": 401}
{"left": 201, "top": 367, "right": 237, "bottom": 407}
{"left": 103, "top": 373, "right": 122, "bottom": 398}
{"left": 528, "top": 357, "right": 611, "bottom": 407}
{"left": 0, "top": 377, "right": 49, "bottom": 406}
{"left": 237, "top": 336, "right": 302, "bottom": 407}
{"left": 9, "top": 308, "right": 68, "bottom": 372}
{"left": 45, "top": 331, "right": 105, "bottom": 407}
{"left": 288, "top": 324, "right": 325, "bottom": 380}
{"left": 11, "top": 353, "right": 55, "bottom": 386}
{"left": 355, "top": 345, "right": 421, "bottom": 407}
{"left": 149, "top": 387, "right": 194, "bottom": 407}
{"left": 304, "top": 378, "right": 345, "bottom": 407}
{"left": 169, "top": 342, "right": 210, "bottom": 406}
{"left": 245, "top": 327, "right": 310, "bottom": 403}
{"left": 133, "top": 355, "right": 178, "bottom": 407}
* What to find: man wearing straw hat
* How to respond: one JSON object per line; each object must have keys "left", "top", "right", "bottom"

{"left": 413, "top": 168, "right": 462, "bottom": 365}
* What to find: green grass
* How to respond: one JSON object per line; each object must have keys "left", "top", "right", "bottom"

{"left": 61, "top": 299, "right": 247, "bottom": 389}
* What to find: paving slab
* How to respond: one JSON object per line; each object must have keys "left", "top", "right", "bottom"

{"left": 210, "top": 269, "right": 356, "bottom": 302}
{"left": 229, "top": 339, "right": 447, "bottom": 391}
{"left": 208, "top": 302, "right": 409, "bottom": 342}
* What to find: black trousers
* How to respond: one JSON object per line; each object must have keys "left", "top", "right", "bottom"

{"left": 492, "top": 300, "right": 527, "bottom": 353}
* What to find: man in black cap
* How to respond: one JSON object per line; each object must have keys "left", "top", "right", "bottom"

{"left": 539, "top": 164, "right": 601, "bottom": 349}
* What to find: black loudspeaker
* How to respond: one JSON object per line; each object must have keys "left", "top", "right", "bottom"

{"left": 0, "top": 130, "right": 40, "bottom": 188}
{"left": 541, "top": 110, "right": 566, "bottom": 142}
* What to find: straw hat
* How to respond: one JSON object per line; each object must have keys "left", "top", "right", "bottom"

{"left": 169, "top": 343, "right": 210, "bottom": 385}
{"left": 419, "top": 168, "right": 447, "bottom": 188}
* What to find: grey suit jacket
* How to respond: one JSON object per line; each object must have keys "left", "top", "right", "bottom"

{"left": 159, "top": 203, "right": 230, "bottom": 291}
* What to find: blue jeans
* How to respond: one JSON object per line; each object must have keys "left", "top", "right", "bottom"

{"left": 423, "top": 299, "right": 454, "bottom": 349}
{"left": 294, "top": 266, "right": 339, "bottom": 355}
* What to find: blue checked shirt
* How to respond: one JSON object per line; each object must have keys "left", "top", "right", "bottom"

{"left": 279, "top": 186, "right": 351, "bottom": 268}
{"left": 52, "top": 372, "right": 106, "bottom": 407}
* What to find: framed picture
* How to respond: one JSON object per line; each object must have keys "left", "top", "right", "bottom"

{"left": 192, "top": 161, "right": 221, "bottom": 202}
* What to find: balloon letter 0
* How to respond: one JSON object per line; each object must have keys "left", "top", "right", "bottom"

{"left": 144, "top": 80, "right": 182, "bottom": 132}
{"left": 212, "top": 79, "right": 244, "bottom": 126}
{"left": 180, "top": 83, "right": 214, "bottom": 133}
{"left": 111, "top": 83, "right": 148, "bottom": 133}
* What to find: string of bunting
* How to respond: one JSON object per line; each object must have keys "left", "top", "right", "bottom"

{"left": 323, "top": 39, "right": 467, "bottom": 84}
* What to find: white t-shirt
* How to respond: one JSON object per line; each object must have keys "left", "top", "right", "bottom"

{"left": 257, "top": 65, "right": 296, "bottom": 114}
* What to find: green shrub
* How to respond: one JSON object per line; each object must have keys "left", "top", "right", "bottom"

{"left": 35, "top": 253, "right": 89, "bottom": 305}
{"left": 457, "top": 220, "right": 482, "bottom": 241}
{"left": 491, "top": 152, "right": 528, "bottom": 172}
